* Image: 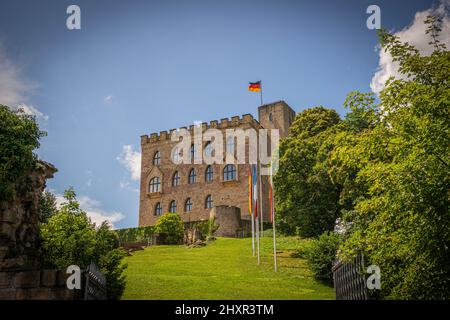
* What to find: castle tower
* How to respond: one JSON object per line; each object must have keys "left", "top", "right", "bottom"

{"left": 258, "top": 100, "right": 296, "bottom": 138}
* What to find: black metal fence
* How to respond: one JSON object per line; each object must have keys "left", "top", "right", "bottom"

{"left": 332, "top": 255, "right": 368, "bottom": 300}
{"left": 84, "top": 262, "right": 107, "bottom": 300}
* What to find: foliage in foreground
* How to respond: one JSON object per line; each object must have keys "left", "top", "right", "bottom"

{"left": 40, "top": 188, "right": 127, "bottom": 299}
{"left": 0, "top": 105, "right": 46, "bottom": 201}
{"left": 275, "top": 16, "right": 449, "bottom": 299}
{"left": 275, "top": 107, "right": 343, "bottom": 237}
{"left": 305, "top": 232, "right": 340, "bottom": 285}
{"left": 154, "top": 212, "right": 184, "bottom": 244}
{"left": 115, "top": 226, "right": 155, "bottom": 245}
{"left": 333, "top": 19, "right": 450, "bottom": 299}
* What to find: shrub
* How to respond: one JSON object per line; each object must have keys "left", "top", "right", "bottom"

{"left": 154, "top": 213, "right": 184, "bottom": 244}
{"left": 115, "top": 226, "right": 155, "bottom": 245}
{"left": 40, "top": 188, "right": 127, "bottom": 299}
{"left": 305, "top": 231, "right": 340, "bottom": 285}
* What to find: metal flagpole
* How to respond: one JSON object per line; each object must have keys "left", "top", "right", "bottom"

{"left": 259, "top": 163, "right": 264, "bottom": 237}
{"left": 251, "top": 205, "right": 255, "bottom": 256}
{"left": 258, "top": 82, "right": 264, "bottom": 238}
{"left": 255, "top": 165, "right": 261, "bottom": 265}
{"left": 256, "top": 207, "right": 260, "bottom": 265}
{"left": 271, "top": 169, "right": 278, "bottom": 272}
{"left": 249, "top": 167, "right": 255, "bottom": 256}
{"left": 260, "top": 80, "right": 263, "bottom": 106}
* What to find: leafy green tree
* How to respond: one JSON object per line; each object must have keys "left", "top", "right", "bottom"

{"left": 333, "top": 17, "right": 450, "bottom": 299}
{"left": 38, "top": 190, "right": 58, "bottom": 223}
{"left": 40, "top": 187, "right": 127, "bottom": 299}
{"left": 0, "top": 105, "right": 46, "bottom": 201}
{"left": 274, "top": 107, "right": 343, "bottom": 237}
{"left": 154, "top": 213, "right": 184, "bottom": 244}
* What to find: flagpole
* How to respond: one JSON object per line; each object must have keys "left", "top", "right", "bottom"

{"left": 256, "top": 208, "right": 260, "bottom": 265}
{"left": 251, "top": 209, "right": 255, "bottom": 256}
{"left": 260, "top": 80, "right": 263, "bottom": 106}
{"left": 259, "top": 163, "right": 264, "bottom": 237}
{"left": 272, "top": 173, "right": 278, "bottom": 272}
{"left": 255, "top": 165, "right": 261, "bottom": 265}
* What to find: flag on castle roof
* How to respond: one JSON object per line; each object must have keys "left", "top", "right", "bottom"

{"left": 248, "top": 81, "right": 261, "bottom": 92}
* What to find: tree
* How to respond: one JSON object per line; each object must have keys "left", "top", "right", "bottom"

{"left": 333, "top": 17, "right": 450, "bottom": 299}
{"left": 0, "top": 105, "right": 46, "bottom": 201}
{"left": 40, "top": 187, "right": 127, "bottom": 299}
{"left": 154, "top": 213, "right": 184, "bottom": 244}
{"left": 274, "top": 107, "right": 343, "bottom": 237}
{"left": 38, "top": 190, "right": 58, "bottom": 223}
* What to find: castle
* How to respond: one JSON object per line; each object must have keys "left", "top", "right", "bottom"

{"left": 138, "top": 101, "right": 295, "bottom": 235}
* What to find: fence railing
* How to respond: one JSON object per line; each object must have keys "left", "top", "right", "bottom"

{"left": 84, "top": 262, "right": 107, "bottom": 300}
{"left": 332, "top": 254, "right": 368, "bottom": 300}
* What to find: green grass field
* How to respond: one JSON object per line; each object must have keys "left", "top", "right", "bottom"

{"left": 122, "top": 236, "right": 335, "bottom": 300}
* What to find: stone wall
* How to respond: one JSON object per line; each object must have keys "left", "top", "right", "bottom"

{"left": 209, "top": 206, "right": 242, "bottom": 237}
{"left": 0, "top": 160, "right": 82, "bottom": 300}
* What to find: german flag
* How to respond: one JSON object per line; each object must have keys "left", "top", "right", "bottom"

{"left": 248, "top": 81, "right": 261, "bottom": 92}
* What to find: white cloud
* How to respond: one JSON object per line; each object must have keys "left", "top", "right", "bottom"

{"left": 117, "top": 145, "right": 141, "bottom": 181}
{"left": 119, "top": 180, "right": 139, "bottom": 193}
{"left": 0, "top": 41, "right": 48, "bottom": 121}
{"left": 52, "top": 190, "right": 125, "bottom": 229}
{"left": 371, "top": 1, "right": 450, "bottom": 93}
{"left": 78, "top": 196, "right": 125, "bottom": 229}
{"left": 103, "top": 95, "right": 116, "bottom": 104}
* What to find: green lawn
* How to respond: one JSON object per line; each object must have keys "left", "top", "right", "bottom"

{"left": 122, "top": 236, "right": 335, "bottom": 300}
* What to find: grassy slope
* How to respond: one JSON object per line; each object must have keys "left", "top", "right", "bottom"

{"left": 122, "top": 236, "right": 334, "bottom": 300}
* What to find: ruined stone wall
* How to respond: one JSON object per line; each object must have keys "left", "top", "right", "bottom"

{"left": 0, "top": 161, "right": 81, "bottom": 300}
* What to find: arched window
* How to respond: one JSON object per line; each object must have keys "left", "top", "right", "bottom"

{"left": 188, "top": 168, "right": 197, "bottom": 184}
{"left": 153, "top": 151, "right": 161, "bottom": 165}
{"left": 205, "top": 195, "right": 213, "bottom": 209}
{"left": 190, "top": 144, "right": 196, "bottom": 162}
{"left": 172, "top": 146, "right": 181, "bottom": 163}
{"left": 169, "top": 200, "right": 177, "bottom": 213}
{"left": 226, "top": 136, "right": 234, "bottom": 155}
{"left": 269, "top": 113, "right": 273, "bottom": 122}
{"left": 204, "top": 141, "right": 213, "bottom": 158}
{"left": 184, "top": 198, "right": 193, "bottom": 212}
{"left": 223, "top": 164, "right": 236, "bottom": 181}
{"left": 148, "top": 177, "right": 161, "bottom": 193}
{"left": 205, "top": 165, "right": 213, "bottom": 182}
{"left": 172, "top": 171, "right": 180, "bottom": 186}
{"left": 154, "top": 202, "right": 162, "bottom": 216}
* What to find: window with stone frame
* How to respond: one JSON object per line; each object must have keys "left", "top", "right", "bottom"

{"left": 169, "top": 200, "right": 177, "bottom": 213}
{"left": 184, "top": 198, "right": 193, "bottom": 212}
{"left": 153, "top": 151, "right": 161, "bottom": 165}
{"left": 205, "top": 165, "right": 213, "bottom": 182}
{"left": 223, "top": 164, "right": 236, "bottom": 181}
{"left": 154, "top": 202, "right": 162, "bottom": 216}
{"left": 205, "top": 195, "right": 213, "bottom": 209}
{"left": 188, "top": 168, "right": 197, "bottom": 184}
{"left": 172, "top": 171, "right": 180, "bottom": 186}
{"left": 148, "top": 177, "right": 161, "bottom": 193}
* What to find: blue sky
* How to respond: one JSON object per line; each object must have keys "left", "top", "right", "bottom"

{"left": 0, "top": 0, "right": 443, "bottom": 228}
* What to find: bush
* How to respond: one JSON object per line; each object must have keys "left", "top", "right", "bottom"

{"left": 115, "top": 226, "right": 155, "bottom": 245}
{"left": 154, "top": 213, "right": 184, "bottom": 244}
{"left": 305, "top": 231, "right": 340, "bottom": 285}
{"left": 40, "top": 188, "right": 127, "bottom": 299}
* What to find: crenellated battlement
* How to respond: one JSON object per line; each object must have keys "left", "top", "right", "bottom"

{"left": 141, "top": 113, "right": 260, "bottom": 144}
